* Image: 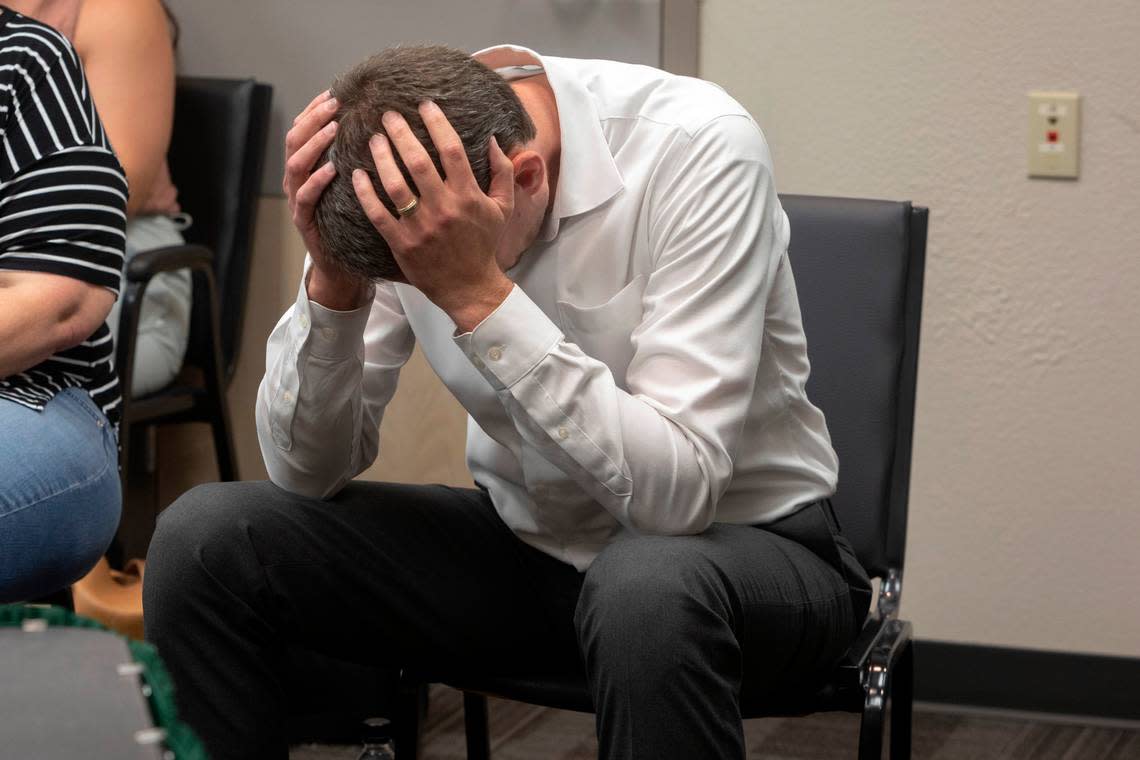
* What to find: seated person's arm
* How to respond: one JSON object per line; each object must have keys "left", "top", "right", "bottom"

{"left": 257, "top": 268, "right": 415, "bottom": 500}
{"left": 0, "top": 272, "right": 114, "bottom": 378}
{"left": 0, "top": 19, "right": 128, "bottom": 381}
{"left": 72, "top": 0, "right": 175, "bottom": 214}
{"left": 256, "top": 92, "right": 416, "bottom": 500}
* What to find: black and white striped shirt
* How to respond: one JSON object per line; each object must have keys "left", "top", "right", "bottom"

{"left": 0, "top": 9, "right": 127, "bottom": 427}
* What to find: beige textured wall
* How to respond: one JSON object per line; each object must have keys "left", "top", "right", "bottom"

{"left": 700, "top": 0, "right": 1140, "bottom": 656}
{"left": 161, "top": 0, "right": 1140, "bottom": 660}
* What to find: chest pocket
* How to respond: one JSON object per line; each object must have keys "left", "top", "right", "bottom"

{"left": 556, "top": 275, "right": 647, "bottom": 389}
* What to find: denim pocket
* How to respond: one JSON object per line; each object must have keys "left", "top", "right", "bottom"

{"left": 55, "top": 387, "right": 109, "bottom": 427}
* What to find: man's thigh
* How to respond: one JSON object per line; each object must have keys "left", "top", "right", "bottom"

{"left": 146, "top": 479, "right": 583, "bottom": 673}
{"left": 583, "top": 517, "right": 859, "bottom": 691}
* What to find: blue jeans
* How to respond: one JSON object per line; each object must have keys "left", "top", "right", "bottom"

{"left": 0, "top": 388, "right": 121, "bottom": 602}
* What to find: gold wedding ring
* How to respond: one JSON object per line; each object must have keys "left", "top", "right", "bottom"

{"left": 396, "top": 197, "right": 419, "bottom": 217}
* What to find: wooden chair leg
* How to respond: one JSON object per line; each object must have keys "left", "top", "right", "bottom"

{"left": 463, "top": 692, "right": 491, "bottom": 760}
{"left": 890, "top": 639, "right": 914, "bottom": 760}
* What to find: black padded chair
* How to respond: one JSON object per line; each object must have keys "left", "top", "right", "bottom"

{"left": 396, "top": 195, "right": 928, "bottom": 760}
{"left": 115, "top": 77, "right": 272, "bottom": 538}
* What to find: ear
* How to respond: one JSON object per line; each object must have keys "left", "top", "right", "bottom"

{"left": 510, "top": 149, "right": 547, "bottom": 198}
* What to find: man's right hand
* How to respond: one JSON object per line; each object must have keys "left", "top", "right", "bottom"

{"left": 284, "top": 90, "right": 370, "bottom": 311}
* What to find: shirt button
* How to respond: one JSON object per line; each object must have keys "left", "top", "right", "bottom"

{"left": 281, "top": 391, "right": 295, "bottom": 406}
{"left": 557, "top": 426, "right": 569, "bottom": 440}
{"left": 487, "top": 346, "right": 503, "bottom": 361}
{"left": 298, "top": 314, "right": 310, "bottom": 329}
{"left": 320, "top": 327, "right": 336, "bottom": 340}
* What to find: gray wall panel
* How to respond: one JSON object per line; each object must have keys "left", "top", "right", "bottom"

{"left": 166, "top": 1, "right": 669, "bottom": 194}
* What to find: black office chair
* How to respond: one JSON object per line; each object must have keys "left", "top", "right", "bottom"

{"left": 115, "top": 77, "right": 272, "bottom": 545}
{"left": 396, "top": 195, "right": 928, "bottom": 760}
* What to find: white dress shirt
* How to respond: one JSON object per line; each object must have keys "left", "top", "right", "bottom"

{"left": 257, "top": 45, "right": 838, "bottom": 571}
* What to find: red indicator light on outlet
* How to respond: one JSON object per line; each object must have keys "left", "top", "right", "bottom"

{"left": 1046, "top": 130, "right": 1059, "bottom": 142}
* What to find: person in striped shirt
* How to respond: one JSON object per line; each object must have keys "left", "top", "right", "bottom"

{"left": 0, "top": 5, "right": 128, "bottom": 602}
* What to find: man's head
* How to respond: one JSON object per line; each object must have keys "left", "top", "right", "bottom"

{"left": 316, "top": 44, "right": 539, "bottom": 281}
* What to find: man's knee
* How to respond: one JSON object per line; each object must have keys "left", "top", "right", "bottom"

{"left": 574, "top": 536, "right": 732, "bottom": 652}
{"left": 146, "top": 481, "right": 289, "bottom": 607}
{"left": 152, "top": 482, "right": 258, "bottom": 556}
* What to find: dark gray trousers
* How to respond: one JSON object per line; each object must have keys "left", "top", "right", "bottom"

{"left": 144, "top": 480, "right": 870, "bottom": 760}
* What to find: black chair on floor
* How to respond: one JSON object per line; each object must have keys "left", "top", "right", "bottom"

{"left": 397, "top": 195, "right": 928, "bottom": 760}
{"left": 115, "top": 77, "right": 272, "bottom": 547}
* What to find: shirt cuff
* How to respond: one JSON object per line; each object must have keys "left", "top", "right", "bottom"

{"left": 294, "top": 272, "right": 375, "bottom": 360}
{"left": 454, "top": 285, "right": 563, "bottom": 390}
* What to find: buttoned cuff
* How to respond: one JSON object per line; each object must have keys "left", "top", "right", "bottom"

{"left": 454, "top": 285, "right": 563, "bottom": 390}
{"left": 295, "top": 273, "right": 375, "bottom": 360}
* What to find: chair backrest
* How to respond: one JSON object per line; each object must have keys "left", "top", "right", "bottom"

{"left": 167, "top": 76, "right": 272, "bottom": 382}
{"left": 780, "top": 195, "right": 927, "bottom": 579}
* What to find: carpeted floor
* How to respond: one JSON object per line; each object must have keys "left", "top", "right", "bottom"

{"left": 291, "top": 685, "right": 1140, "bottom": 759}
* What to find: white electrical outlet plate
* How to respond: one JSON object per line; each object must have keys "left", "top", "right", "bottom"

{"left": 1028, "top": 91, "right": 1080, "bottom": 179}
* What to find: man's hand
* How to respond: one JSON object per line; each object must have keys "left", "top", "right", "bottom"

{"left": 352, "top": 101, "right": 515, "bottom": 332}
{"left": 283, "top": 89, "right": 370, "bottom": 311}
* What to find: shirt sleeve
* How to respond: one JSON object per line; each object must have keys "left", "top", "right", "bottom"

{"left": 256, "top": 258, "right": 416, "bottom": 498}
{"left": 455, "top": 115, "right": 787, "bottom": 535}
{"left": 0, "top": 18, "right": 127, "bottom": 292}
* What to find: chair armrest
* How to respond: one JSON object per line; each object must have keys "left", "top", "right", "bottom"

{"left": 116, "top": 243, "right": 217, "bottom": 429}
{"left": 126, "top": 244, "right": 213, "bottom": 282}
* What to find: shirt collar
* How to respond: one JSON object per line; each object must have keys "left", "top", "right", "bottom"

{"left": 474, "top": 44, "right": 624, "bottom": 240}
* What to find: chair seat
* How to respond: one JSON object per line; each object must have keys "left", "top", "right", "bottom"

{"left": 440, "top": 613, "right": 901, "bottom": 719}
{"left": 446, "top": 666, "right": 856, "bottom": 719}
{"left": 448, "top": 672, "right": 592, "bottom": 713}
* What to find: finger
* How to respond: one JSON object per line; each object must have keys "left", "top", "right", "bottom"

{"left": 418, "top": 100, "right": 474, "bottom": 189}
{"left": 293, "top": 161, "right": 337, "bottom": 222}
{"left": 352, "top": 168, "right": 403, "bottom": 243}
{"left": 487, "top": 136, "right": 515, "bottom": 209}
{"left": 285, "top": 95, "right": 339, "bottom": 163}
{"left": 381, "top": 110, "right": 444, "bottom": 195}
{"left": 368, "top": 133, "right": 419, "bottom": 215}
{"left": 285, "top": 120, "right": 338, "bottom": 201}
{"left": 293, "top": 89, "right": 332, "bottom": 126}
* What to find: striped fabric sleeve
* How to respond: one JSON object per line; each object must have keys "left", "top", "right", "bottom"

{"left": 0, "top": 148, "right": 127, "bottom": 291}
{"left": 0, "top": 15, "right": 127, "bottom": 292}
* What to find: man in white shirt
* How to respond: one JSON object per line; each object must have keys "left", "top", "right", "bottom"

{"left": 146, "top": 44, "right": 871, "bottom": 760}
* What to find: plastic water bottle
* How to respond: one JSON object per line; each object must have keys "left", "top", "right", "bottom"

{"left": 357, "top": 717, "right": 396, "bottom": 760}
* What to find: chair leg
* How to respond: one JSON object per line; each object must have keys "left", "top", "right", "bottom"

{"left": 195, "top": 265, "right": 237, "bottom": 483}
{"left": 393, "top": 681, "right": 424, "bottom": 760}
{"left": 463, "top": 692, "right": 491, "bottom": 760}
{"left": 205, "top": 362, "right": 237, "bottom": 481}
{"left": 209, "top": 410, "right": 237, "bottom": 482}
{"left": 858, "top": 668, "right": 887, "bottom": 760}
{"left": 889, "top": 639, "right": 914, "bottom": 760}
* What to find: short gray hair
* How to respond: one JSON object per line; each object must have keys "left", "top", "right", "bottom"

{"left": 315, "top": 44, "right": 536, "bottom": 281}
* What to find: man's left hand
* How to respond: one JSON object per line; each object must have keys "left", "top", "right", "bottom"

{"left": 353, "top": 101, "right": 515, "bottom": 332}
